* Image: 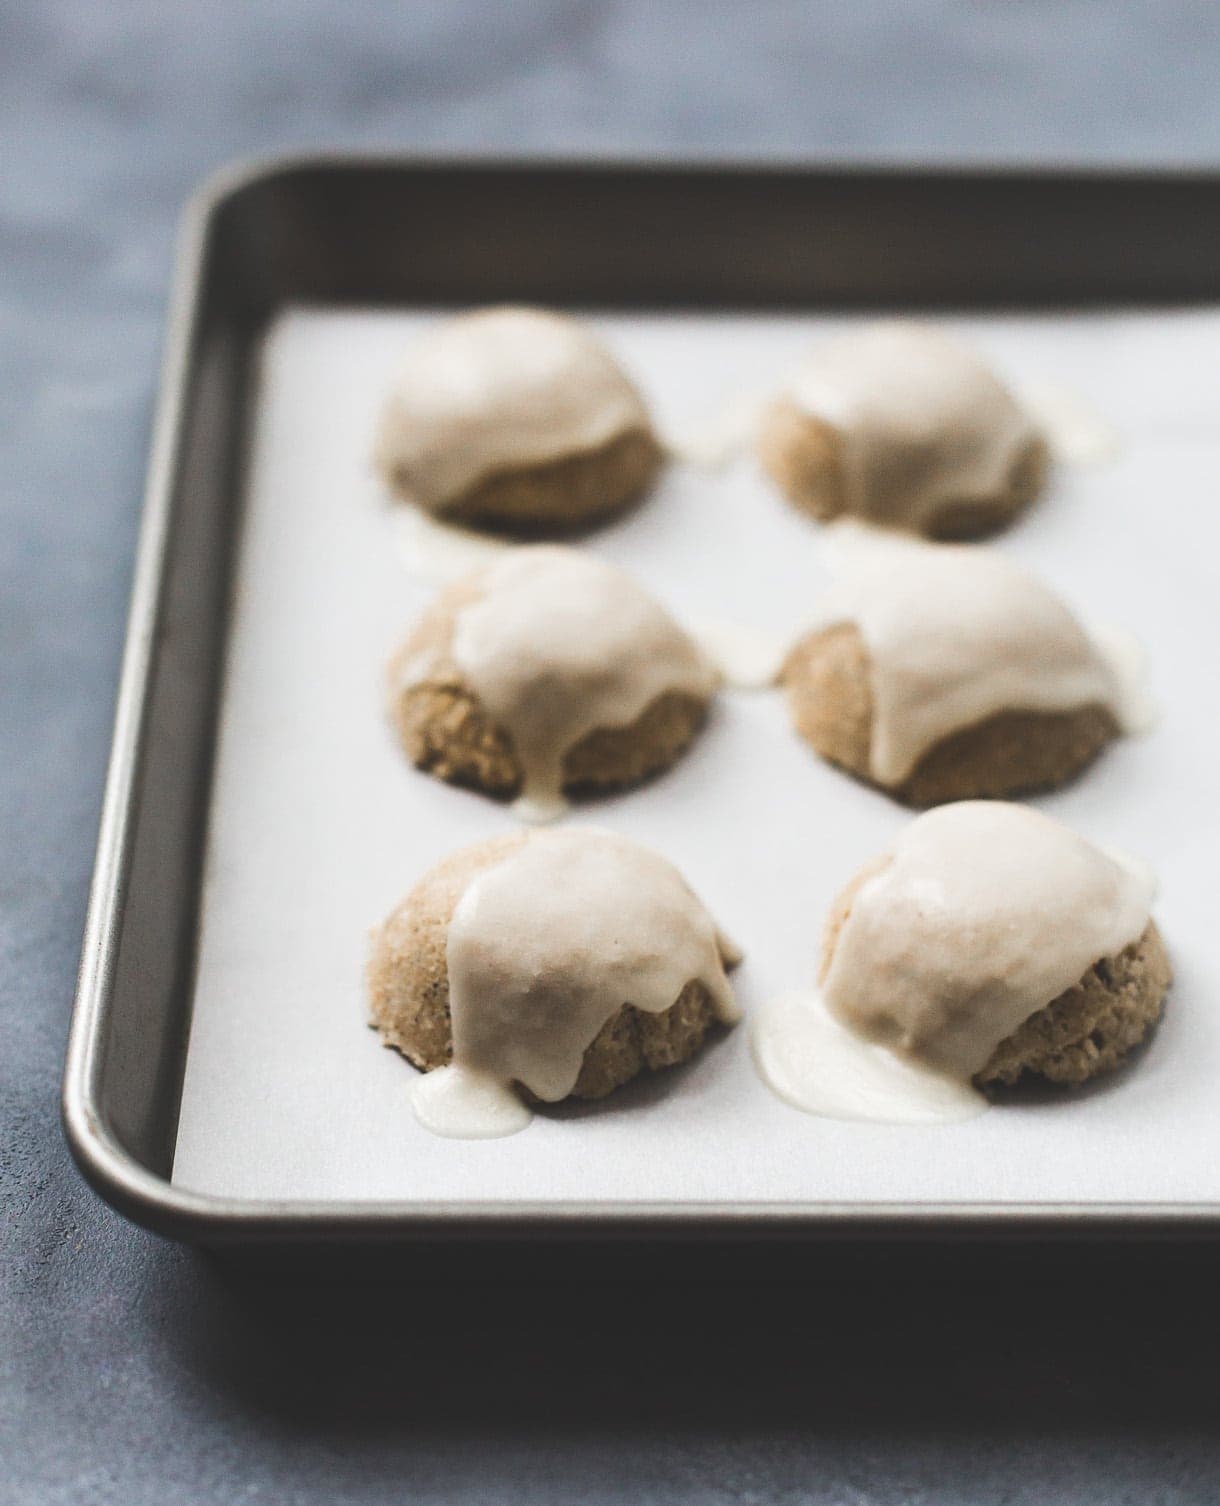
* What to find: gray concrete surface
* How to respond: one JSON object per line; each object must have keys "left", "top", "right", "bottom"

{"left": 5, "top": 3, "right": 1220, "bottom": 1501}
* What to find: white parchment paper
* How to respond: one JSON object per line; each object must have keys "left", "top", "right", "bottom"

{"left": 172, "top": 306, "right": 1220, "bottom": 1206}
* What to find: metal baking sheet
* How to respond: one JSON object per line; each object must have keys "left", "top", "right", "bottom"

{"left": 63, "top": 159, "right": 1220, "bottom": 1244}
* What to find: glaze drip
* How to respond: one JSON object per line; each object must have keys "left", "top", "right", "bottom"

{"left": 449, "top": 546, "right": 718, "bottom": 811}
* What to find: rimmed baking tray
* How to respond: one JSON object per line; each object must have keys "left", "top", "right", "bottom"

{"left": 63, "top": 156, "right": 1220, "bottom": 1247}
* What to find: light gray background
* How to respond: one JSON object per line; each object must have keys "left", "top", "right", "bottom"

{"left": 6, "top": 4, "right": 1220, "bottom": 1503}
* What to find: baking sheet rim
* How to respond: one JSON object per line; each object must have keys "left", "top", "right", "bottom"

{"left": 63, "top": 154, "right": 1220, "bottom": 1243}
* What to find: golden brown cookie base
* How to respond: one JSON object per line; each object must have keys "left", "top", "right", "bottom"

{"left": 392, "top": 680, "right": 707, "bottom": 803}
{"left": 546, "top": 980, "right": 720, "bottom": 1101}
{"left": 367, "top": 837, "right": 724, "bottom": 1102}
{"left": 368, "top": 836, "right": 526, "bottom": 1074}
{"left": 391, "top": 682, "right": 524, "bottom": 800}
{"left": 561, "top": 692, "right": 709, "bottom": 796}
{"left": 978, "top": 922, "right": 1170, "bottom": 1088}
{"left": 783, "top": 622, "right": 1118, "bottom": 806}
{"left": 388, "top": 577, "right": 709, "bottom": 802}
{"left": 816, "top": 853, "right": 894, "bottom": 988}
{"left": 390, "top": 427, "right": 664, "bottom": 533}
{"left": 757, "top": 397, "right": 1049, "bottom": 539}
{"left": 757, "top": 398, "right": 846, "bottom": 524}
{"left": 386, "top": 575, "right": 521, "bottom": 798}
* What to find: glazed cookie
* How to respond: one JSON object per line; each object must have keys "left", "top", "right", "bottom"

{"left": 368, "top": 828, "right": 741, "bottom": 1136}
{"left": 387, "top": 545, "right": 718, "bottom": 818}
{"left": 751, "top": 803, "right": 1169, "bottom": 1125}
{"left": 821, "top": 803, "right": 1169, "bottom": 1090}
{"left": 757, "top": 323, "right": 1048, "bottom": 538}
{"left": 375, "top": 306, "right": 663, "bottom": 530}
{"left": 782, "top": 537, "right": 1132, "bottom": 805}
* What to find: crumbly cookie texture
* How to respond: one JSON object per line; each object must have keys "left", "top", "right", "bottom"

{"left": 386, "top": 427, "right": 663, "bottom": 533}
{"left": 757, "top": 396, "right": 1049, "bottom": 540}
{"left": 977, "top": 923, "right": 1171, "bottom": 1088}
{"left": 366, "top": 836, "right": 722, "bottom": 1101}
{"left": 782, "top": 621, "right": 1118, "bottom": 806}
{"left": 387, "top": 576, "right": 709, "bottom": 802}
{"left": 819, "top": 862, "right": 1169, "bottom": 1089}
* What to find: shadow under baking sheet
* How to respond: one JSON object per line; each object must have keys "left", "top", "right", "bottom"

{"left": 164, "top": 1238, "right": 1220, "bottom": 1470}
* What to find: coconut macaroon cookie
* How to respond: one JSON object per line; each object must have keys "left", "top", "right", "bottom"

{"left": 368, "top": 828, "right": 742, "bottom": 1136}
{"left": 752, "top": 803, "right": 1170, "bottom": 1123}
{"left": 757, "top": 323, "right": 1048, "bottom": 538}
{"left": 387, "top": 545, "right": 718, "bottom": 818}
{"left": 375, "top": 306, "right": 663, "bottom": 531}
{"left": 783, "top": 536, "right": 1137, "bottom": 805}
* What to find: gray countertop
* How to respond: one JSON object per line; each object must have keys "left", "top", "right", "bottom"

{"left": 5, "top": 4, "right": 1220, "bottom": 1501}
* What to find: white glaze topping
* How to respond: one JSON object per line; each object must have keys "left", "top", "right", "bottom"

{"left": 375, "top": 307, "right": 653, "bottom": 511}
{"left": 787, "top": 322, "right": 1041, "bottom": 529}
{"left": 752, "top": 988, "right": 986, "bottom": 1125}
{"left": 662, "top": 389, "right": 771, "bottom": 470}
{"left": 815, "top": 531, "right": 1125, "bottom": 785}
{"left": 412, "top": 829, "right": 740, "bottom": 1137}
{"left": 392, "top": 503, "right": 516, "bottom": 584}
{"left": 411, "top": 1061, "right": 533, "bottom": 1139}
{"left": 685, "top": 615, "right": 790, "bottom": 690}
{"left": 447, "top": 546, "right": 717, "bottom": 817}
{"left": 824, "top": 802, "right": 1155, "bottom": 1081}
